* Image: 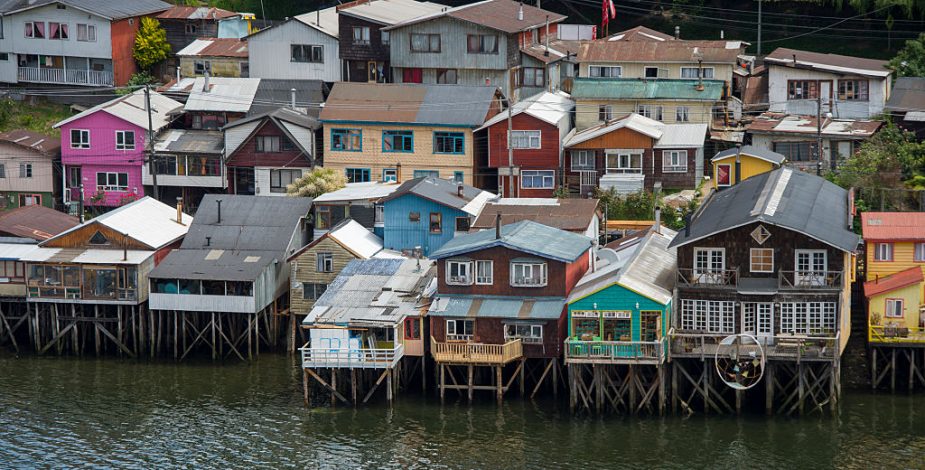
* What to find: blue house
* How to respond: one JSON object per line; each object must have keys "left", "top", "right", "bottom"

{"left": 380, "top": 177, "right": 494, "bottom": 255}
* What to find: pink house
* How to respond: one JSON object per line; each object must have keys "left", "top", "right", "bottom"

{"left": 54, "top": 90, "right": 183, "bottom": 209}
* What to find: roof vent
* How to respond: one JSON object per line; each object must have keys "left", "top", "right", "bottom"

{"left": 518, "top": 2, "right": 524, "bottom": 21}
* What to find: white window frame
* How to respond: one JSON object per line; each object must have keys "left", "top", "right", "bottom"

{"left": 70, "top": 129, "right": 90, "bottom": 149}
{"left": 637, "top": 104, "right": 663, "bottom": 121}
{"left": 598, "top": 104, "right": 613, "bottom": 122}
{"left": 446, "top": 260, "right": 473, "bottom": 286}
{"left": 749, "top": 248, "right": 774, "bottom": 273}
{"left": 504, "top": 323, "right": 544, "bottom": 344}
{"left": 475, "top": 260, "right": 493, "bottom": 285}
{"left": 661, "top": 150, "right": 687, "bottom": 173}
{"left": 77, "top": 23, "right": 96, "bottom": 42}
{"left": 520, "top": 170, "right": 554, "bottom": 189}
{"left": 675, "top": 106, "right": 690, "bottom": 122}
{"left": 795, "top": 249, "right": 827, "bottom": 286}
{"left": 680, "top": 66, "right": 714, "bottom": 79}
{"left": 885, "top": 298, "right": 904, "bottom": 318}
{"left": 511, "top": 261, "right": 547, "bottom": 287}
{"left": 915, "top": 242, "right": 925, "bottom": 262}
{"left": 874, "top": 242, "right": 893, "bottom": 261}
{"left": 605, "top": 150, "right": 642, "bottom": 174}
{"left": 680, "top": 299, "right": 734, "bottom": 333}
{"left": 115, "top": 130, "right": 135, "bottom": 150}
{"left": 693, "top": 247, "right": 725, "bottom": 284}
{"left": 96, "top": 172, "right": 128, "bottom": 192}
{"left": 446, "top": 319, "right": 474, "bottom": 341}
{"left": 374, "top": 204, "right": 384, "bottom": 227}
{"left": 19, "top": 163, "right": 32, "bottom": 178}
{"left": 780, "top": 302, "right": 836, "bottom": 335}
{"left": 352, "top": 26, "right": 370, "bottom": 45}
{"left": 510, "top": 130, "right": 541, "bottom": 149}
{"left": 570, "top": 150, "right": 595, "bottom": 171}
{"left": 316, "top": 252, "right": 333, "bottom": 273}
{"left": 589, "top": 65, "right": 621, "bottom": 78}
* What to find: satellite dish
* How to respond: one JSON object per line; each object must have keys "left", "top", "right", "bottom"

{"left": 714, "top": 334, "right": 765, "bottom": 390}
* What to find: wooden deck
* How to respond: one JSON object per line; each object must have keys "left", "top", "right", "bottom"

{"left": 671, "top": 332, "right": 840, "bottom": 362}
{"left": 564, "top": 338, "right": 667, "bottom": 365}
{"left": 300, "top": 344, "right": 404, "bottom": 369}
{"left": 431, "top": 338, "right": 523, "bottom": 365}
{"left": 869, "top": 324, "right": 925, "bottom": 347}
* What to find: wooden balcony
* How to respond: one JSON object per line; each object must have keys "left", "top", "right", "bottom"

{"left": 778, "top": 270, "right": 844, "bottom": 290}
{"left": 677, "top": 268, "right": 739, "bottom": 288}
{"left": 19, "top": 67, "right": 113, "bottom": 87}
{"left": 869, "top": 323, "right": 925, "bottom": 346}
{"left": 300, "top": 343, "right": 404, "bottom": 369}
{"left": 564, "top": 338, "right": 667, "bottom": 365}
{"left": 431, "top": 337, "right": 523, "bottom": 365}
{"left": 671, "top": 331, "right": 840, "bottom": 362}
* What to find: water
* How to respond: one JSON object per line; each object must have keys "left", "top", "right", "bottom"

{"left": 1, "top": 353, "right": 923, "bottom": 469}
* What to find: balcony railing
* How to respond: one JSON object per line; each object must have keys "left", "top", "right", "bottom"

{"left": 564, "top": 337, "right": 667, "bottom": 364}
{"left": 431, "top": 337, "right": 523, "bottom": 365}
{"left": 677, "top": 268, "right": 739, "bottom": 288}
{"left": 299, "top": 343, "right": 404, "bottom": 369}
{"left": 778, "top": 270, "right": 843, "bottom": 290}
{"left": 18, "top": 67, "right": 113, "bottom": 86}
{"left": 869, "top": 322, "right": 925, "bottom": 345}
{"left": 671, "top": 331, "right": 840, "bottom": 362}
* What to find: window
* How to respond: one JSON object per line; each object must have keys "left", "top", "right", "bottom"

{"left": 788, "top": 80, "right": 819, "bottom": 100}
{"left": 510, "top": 130, "right": 541, "bottom": 149}
{"left": 838, "top": 80, "right": 869, "bottom": 101}
{"left": 374, "top": 204, "right": 384, "bottom": 226}
{"left": 0, "top": 54, "right": 7, "bottom": 61}
{"left": 410, "top": 33, "right": 440, "bottom": 52}
{"left": 662, "top": 150, "right": 687, "bottom": 173}
{"left": 885, "top": 299, "right": 904, "bottom": 318}
{"left": 454, "top": 171, "right": 464, "bottom": 183}
{"left": 915, "top": 243, "right": 925, "bottom": 262}
{"left": 680, "top": 299, "right": 736, "bottom": 333}
{"left": 874, "top": 242, "right": 893, "bottom": 261}
{"left": 402, "top": 68, "right": 423, "bottom": 83}
{"left": 19, "top": 163, "right": 32, "bottom": 178}
{"left": 693, "top": 247, "right": 725, "bottom": 283}
{"left": 19, "top": 194, "right": 41, "bottom": 206}
{"left": 446, "top": 319, "right": 474, "bottom": 341}
{"left": 589, "top": 65, "right": 621, "bottom": 78}
{"left": 352, "top": 26, "right": 370, "bottom": 45}
{"left": 291, "top": 44, "right": 323, "bottom": 63}
{"left": 504, "top": 323, "right": 543, "bottom": 344}
{"left": 475, "top": 260, "right": 492, "bottom": 285}
{"left": 521, "top": 170, "right": 554, "bottom": 189}
{"left": 446, "top": 260, "right": 473, "bottom": 285}
{"left": 520, "top": 67, "right": 545, "bottom": 87}
{"left": 315, "top": 206, "right": 332, "bottom": 229}
{"left": 570, "top": 150, "right": 595, "bottom": 170}
{"left": 467, "top": 34, "right": 498, "bottom": 53}
{"left": 780, "top": 302, "right": 836, "bottom": 335}
{"left": 89, "top": 231, "right": 109, "bottom": 245}
{"left": 795, "top": 249, "right": 827, "bottom": 286}
{"left": 382, "top": 168, "right": 397, "bottom": 182}
{"left": 192, "top": 115, "right": 203, "bottom": 129}
{"left": 455, "top": 216, "right": 470, "bottom": 232}
{"left": 381, "top": 30, "right": 390, "bottom": 45}
{"left": 511, "top": 261, "right": 547, "bottom": 287}
{"left": 70, "top": 129, "right": 90, "bottom": 149}
{"left": 429, "top": 212, "right": 442, "bottom": 233}
{"left": 605, "top": 151, "right": 642, "bottom": 174}
{"left": 637, "top": 105, "right": 663, "bottom": 121}
{"left": 270, "top": 169, "right": 301, "bottom": 193}
{"left": 644, "top": 66, "right": 660, "bottom": 78}
{"left": 77, "top": 23, "right": 96, "bottom": 42}
{"left": 436, "top": 68, "right": 457, "bottom": 84}
{"left": 404, "top": 317, "right": 421, "bottom": 340}
{"left": 773, "top": 141, "right": 817, "bottom": 162}
{"left": 49, "top": 22, "right": 67, "bottom": 40}
{"left": 680, "top": 67, "right": 714, "bottom": 79}
{"left": 345, "top": 168, "right": 370, "bottom": 183}
{"left": 331, "top": 129, "right": 361, "bottom": 151}
{"left": 152, "top": 155, "right": 177, "bottom": 176}
{"left": 256, "top": 136, "right": 281, "bottom": 153}
{"left": 409, "top": 211, "right": 420, "bottom": 222}
{"left": 676, "top": 106, "right": 690, "bottom": 122}
{"left": 96, "top": 172, "right": 128, "bottom": 192}
{"left": 115, "top": 131, "right": 135, "bottom": 150}
{"left": 25, "top": 22, "right": 44, "bottom": 39}
{"left": 0, "top": 164, "right": 5, "bottom": 178}
{"left": 316, "top": 253, "right": 333, "bottom": 273}
{"left": 750, "top": 248, "right": 774, "bottom": 273}
{"left": 382, "top": 130, "right": 413, "bottom": 152}
{"left": 598, "top": 105, "right": 613, "bottom": 122}
{"left": 413, "top": 169, "right": 439, "bottom": 179}
{"left": 302, "top": 283, "right": 327, "bottom": 300}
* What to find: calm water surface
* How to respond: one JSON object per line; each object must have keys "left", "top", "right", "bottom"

{"left": 0, "top": 353, "right": 922, "bottom": 468}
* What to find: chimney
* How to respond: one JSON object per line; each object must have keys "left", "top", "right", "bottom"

{"left": 203, "top": 71, "right": 210, "bottom": 92}
{"left": 544, "top": 16, "right": 549, "bottom": 56}
{"left": 205, "top": 236, "right": 211, "bottom": 247}
{"left": 734, "top": 144, "right": 742, "bottom": 186}
{"left": 674, "top": 26, "right": 680, "bottom": 39}
{"left": 654, "top": 206, "right": 661, "bottom": 234}
{"left": 395, "top": 162, "right": 402, "bottom": 182}
{"left": 792, "top": 53, "right": 797, "bottom": 67}
{"left": 290, "top": 88, "right": 297, "bottom": 109}
{"left": 176, "top": 67, "right": 180, "bottom": 83}
{"left": 122, "top": 233, "right": 128, "bottom": 261}
{"left": 518, "top": 2, "right": 524, "bottom": 21}
{"left": 683, "top": 214, "right": 692, "bottom": 238}
{"left": 720, "top": 30, "right": 724, "bottom": 39}
{"left": 216, "top": 199, "right": 222, "bottom": 224}
{"left": 457, "top": 184, "right": 464, "bottom": 197}
{"left": 316, "top": 8, "right": 320, "bottom": 25}
{"left": 495, "top": 212, "right": 502, "bottom": 239}
{"left": 176, "top": 197, "right": 183, "bottom": 225}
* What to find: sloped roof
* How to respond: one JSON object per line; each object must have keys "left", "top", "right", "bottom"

{"left": 861, "top": 212, "right": 925, "bottom": 241}
{"left": 157, "top": 6, "right": 238, "bottom": 20}
{"left": 0, "top": 242, "right": 41, "bottom": 262}
{"left": 0, "top": 205, "right": 78, "bottom": 241}
{"left": 580, "top": 39, "right": 745, "bottom": 63}
{"left": 477, "top": 91, "right": 573, "bottom": 131}
{"left": 250, "top": 79, "right": 327, "bottom": 117}
{"left": 384, "top": 0, "right": 565, "bottom": 33}
{"left": 45, "top": 197, "right": 191, "bottom": 250}
{"left": 885, "top": 77, "right": 925, "bottom": 113}
{"left": 292, "top": 7, "right": 339, "bottom": 37}
{"left": 431, "top": 220, "right": 593, "bottom": 262}
{"left": 564, "top": 113, "right": 706, "bottom": 149}
{"left": 380, "top": 177, "right": 495, "bottom": 216}
{"left": 607, "top": 25, "right": 674, "bottom": 42}
{"left": 428, "top": 294, "right": 565, "bottom": 320}
{"left": 184, "top": 77, "right": 260, "bottom": 113}
{"left": 321, "top": 82, "right": 499, "bottom": 127}
{"left": 654, "top": 123, "right": 708, "bottom": 148}
{"left": 313, "top": 181, "right": 401, "bottom": 204}
{"left": 764, "top": 47, "right": 890, "bottom": 78}
{"left": 288, "top": 219, "right": 386, "bottom": 261}
{"left": 154, "top": 129, "right": 223, "bottom": 154}
{"left": 572, "top": 78, "right": 724, "bottom": 101}
{"left": 337, "top": 0, "right": 448, "bottom": 26}
{"left": 176, "top": 38, "right": 248, "bottom": 58}
{"left": 0, "top": 130, "right": 60, "bottom": 156}
{"left": 471, "top": 198, "right": 598, "bottom": 233}
{"left": 223, "top": 107, "right": 319, "bottom": 157}
{"left": 746, "top": 112, "right": 882, "bottom": 138}
{"left": 0, "top": 0, "right": 170, "bottom": 19}
{"left": 670, "top": 168, "right": 859, "bottom": 253}
{"left": 54, "top": 89, "right": 182, "bottom": 131}
{"left": 712, "top": 145, "right": 786, "bottom": 165}
{"left": 864, "top": 267, "right": 923, "bottom": 298}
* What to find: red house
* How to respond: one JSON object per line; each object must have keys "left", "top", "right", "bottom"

{"left": 427, "top": 219, "right": 593, "bottom": 401}
{"left": 478, "top": 91, "right": 574, "bottom": 198}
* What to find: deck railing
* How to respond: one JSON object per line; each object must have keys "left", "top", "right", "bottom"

{"left": 564, "top": 337, "right": 667, "bottom": 364}
{"left": 299, "top": 343, "right": 404, "bottom": 369}
{"left": 430, "top": 337, "right": 523, "bottom": 365}
{"left": 671, "top": 331, "right": 840, "bottom": 362}
{"left": 869, "top": 323, "right": 925, "bottom": 345}
{"left": 677, "top": 268, "right": 739, "bottom": 288}
{"left": 778, "top": 270, "right": 843, "bottom": 290}
{"left": 18, "top": 67, "right": 113, "bottom": 86}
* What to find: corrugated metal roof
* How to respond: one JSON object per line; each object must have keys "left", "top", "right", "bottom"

{"left": 0, "top": 205, "right": 78, "bottom": 241}
{"left": 385, "top": 0, "right": 565, "bottom": 34}
{"left": 249, "top": 79, "right": 327, "bottom": 118}
{"left": 670, "top": 168, "right": 860, "bottom": 252}
{"left": 861, "top": 212, "right": 925, "bottom": 241}
{"left": 572, "top": 78, "right": 724, "bottom": 101}
{"left": 477, "top": 91, "right": 573, "bottom": 131}
{"left": 431, "top": 220, "right": 593, "bottom": 262}
{"left": 0, "top": 242, "right": 39, "bottom": 261}
{"left": 184, "top": 77, "right": 260, "bottom": 113}
{"left": 21, "top": 247, "right": 152, "bottom": 264}
{"left": 381, "top": 177, "right": 495, "bottom": 215}
{"left": 0, "top": 129, "right": 60, "bottom": 156}
{"left": 338, "top": 0, "right": 448, "bottom": 25}
{"left": 471, "top": 198, "right": 598, "bottom": 232}
{"left": 54, "top": 89, "right": 182, "bottom": 131}
{"left": 564, "top": 113, "right": 705, "bottom": 149}
{"left": 746, "top": 112, "right": 882, "bottom": 138}
{"left": 864, "top": 267, "right": 923, "bottom": 298}
{"left": 580, "top": 39, "right": 744, "bottom": 63}
{"left": 0, "top": 0, "right": 170, "bottom": 19}
{"left": 45, "top": 197, "right": 191, "bottom": 250}
{"left": 328, "top": 220, "right": 385, "bottom": 259}
{"left": 156, "top": 6, "right": 238, "bottom": 20}
{"left": 313, "top": 181, "right": 400, "bottom": 204}
{"left": 607, "top": 26, "right": 674, "bottom": 42}
{"left": 150, "top": 248, "right": 277, "bottom": 281}
{"left": 428, "top": 294, "right": 565, "bottom": 319}
{"left": 885, "top": 77, "right": 925, "bottom": 113}
{"left": 764, "top": 48, "right": 890, "bottom": 78}
{"left": 154, "top": 129, "right": 224, "bottom": 154}
{"left": 712, "top": 145, "right": 785, "bottom": 165}
{"left": 293, "top": 7, "right": 339, "bottom": 37}
{"left": 177, "top": 38, "right": 248, "bottom": 58}
{"left": 654, "top": 123, "right": 708, "bottom": 148}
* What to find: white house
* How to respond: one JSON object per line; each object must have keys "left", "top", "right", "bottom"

{"left": 246, "top": 7, "right": 341, "bottom": 82}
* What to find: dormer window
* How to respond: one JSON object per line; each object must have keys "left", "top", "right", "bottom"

{"left": 89, "top": 231, "right": 109, "bottom": 245}
{"left": 446, "top": 260, "right": 473, "bottom": 285}
{"left": 511, "top": 261, "right": 547, "bottom": 287}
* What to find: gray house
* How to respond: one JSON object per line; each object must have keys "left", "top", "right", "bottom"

{"left": 246, "top": 7, "right": 341, "bottom": 82}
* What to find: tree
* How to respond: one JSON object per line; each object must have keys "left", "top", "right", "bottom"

{"left": 133, "top": 17, "right": 171, "bottom": 73}
{"left": 889, "top": 33, "right": 925, "bottom": 77}
{"left": 832, "top": 122, "right": 925, "bottom": 190}
{"left": 287, "top": 168, "right": 347, "bottom": 198}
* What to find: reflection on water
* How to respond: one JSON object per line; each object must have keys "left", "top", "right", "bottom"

{"left": 1, "top": 353, "right": 922, "bottom": 468}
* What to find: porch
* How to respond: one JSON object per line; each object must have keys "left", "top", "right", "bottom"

{"left": 17, "top": 56, "right": 114, "bottom": 87}
{"left": 564, "top": 338, "right": 668, "bottom": 365}
{"left": 869, "top": 323, "right": 925, "bottom": 346}
{"left": 300, "top": 343, "right": 405, "bottom": 369}
{"left": 671, "top": 331, "right": 841, "bottom": 362}
{"left": 431, "top": 337, "right": 523, "bottom": 365}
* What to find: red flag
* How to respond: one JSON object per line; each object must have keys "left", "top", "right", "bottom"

{"left": 608, "top": 0, "right": 616, "bottom": 19}
{"left": 602, "top": 0, "right": 609, "bottom": 26}
{"left": 591, "top": 25, "right": 597, "bottom": 40}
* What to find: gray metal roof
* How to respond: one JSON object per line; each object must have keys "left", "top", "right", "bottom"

{"left": 885, "top": 77, "right": 925, "bottom": 113}
{"left": 149, "top": 249, "right": 278, "bottom": 281}
{"left": 250, "top": 79, "right": 327, "bottom": 118}
{"left": 0, "top": 0, "right": 170, "bottom": 19}
{"left": 431, "top": 220, "right": 593, "bottom": 263}
{"left": 712, "top": 145, "right": 785, "bottom": 165}
{"left": 154, "top": 129, "right": 223, "bottom": 154}
{"left": 226, "top": 106, "right": 319, "bottom": 130}
{"left": 670, "top": 168, "right": 860, "bottom": 252}
{"left": 380, "top": 177, "right": 494, "bottom": 215}
{"left": 320, "top": 83, "right": 498, "bottom": 127}
{"left": 428, "top": 294, "right": 565, "bottom": 320}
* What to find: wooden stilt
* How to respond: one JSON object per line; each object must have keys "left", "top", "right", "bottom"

{"left": 439, "top": 364, "right": 446, "bottom": 402}
{"left": 891, "top": 348, "right": 897, "bottom": 393}
{"left": 496, "top": 365, "right": 503, "bottom": 404}
{"left": 331, "top": 369, "right": 337, "bottom": 406}
{"left": 467, "top": 365, "right": 474, "bottom": 402}
{"left": 766, "top": 362, "right": 775, "bottom": 415}
{"left": 303, "top": 369, "right": 310, "bottom": 406}
{"left": 519, "top": 359, "right": 525, "bottom": 396}
{"left": 386, "top": 369, "right": 393, "bottom": 405}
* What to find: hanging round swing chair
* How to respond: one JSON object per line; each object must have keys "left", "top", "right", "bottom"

{"left": 714, "top": 334, "right": 766, "bottom": 390}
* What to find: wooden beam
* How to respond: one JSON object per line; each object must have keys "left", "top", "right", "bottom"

{"left": 306, "top": 368, "right": 350, "bottom": 405}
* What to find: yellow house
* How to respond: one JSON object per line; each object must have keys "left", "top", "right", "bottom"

{"left": 862, "top": 212, "right": 925, "bottom": 345}
{"left": 177, "top": 38, "right": 249, "bottom": 78}
{"left": 710, "top": 145, "right": 785, "bottom": 189}
{"left": 319, "top": 82, "right": 503, "bottom": 187}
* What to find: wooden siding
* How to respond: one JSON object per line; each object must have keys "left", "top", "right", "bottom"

{"left": 110, "top": 16, "right": 143, "bottom": 87}
{"left": 43, "top": 221, "right": 155, "bottom": 250}
{"left": 867, "top": 282, "right": 922, "bottom": 332}
{"left": 711, "top": 154, "right": 777, "bottom": 189}
{"left": 388, "top": 17, "right": 513, "bottom": 71}
{"left": 247, "top": 20, "right": 341, "bottom": 81}
{"left": 227, "top": 120, "right": 313, "bottom": 168}
{"left": 161, "top": 19, "right": 220, "bottom": 56}
{"left": 0, "top": 142, "right": 56, "bottom": 194}
{"left": 568, "top": 283, "right": 669, "bottom": 341}
{"left": 575, "top": 100, "right": 716, "bottom": 130}
{"left": 338, "top": 15, "right": 390, "bottom": 63}
{"left": 429, "top": 315, "right": 563, "bottom": 358}
{"left": 568, "top": 126, "right": 654, "bottom": 150}
{"left": 290, "top": 237, "right": 361, "bottom": 315}
{"left": 179, "top": 56, "right": 247, "bottom": 78}
{"left": 382, "top": 193, "right": 470, "bottom": 256}
{"left": 580, "top": 62, "right": 735, "bottom": 84}
{"left": 865, "top": 241, "right": 925, "bottom": 282}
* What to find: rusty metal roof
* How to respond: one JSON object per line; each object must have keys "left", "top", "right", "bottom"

{"left": 320, "top": 82, "right": 498, "bottom": 126}
{"left": 0, "top": 205, "right": 78, "bottom": 241}
{"left": 471, "top": 198, "right": 599, "bottom": 233}
{"left": 864, "top": 267, "right": 923, "bottom": 298}
{"left": 156, "top": 6, "right": 238, "bottom": 20}
{"left": 384, "top": 0, "right": 565, "bottom": 33}
{"left": 0, "top": 129, "right": 60, "bottom": 156}
{"left": 764, "top": 48, "right": 890, "bottom": 78}
{"left": 861, "top": 212, "right": 925, "bottom": 241}
{"left": 177, "top": 38, "right": 248, "bottom": 58}
{"left": 579, "top": 39, "right": 744, "bottom": 63}
{"left": 746, "top": 112, "right": 882, "bottom": 138}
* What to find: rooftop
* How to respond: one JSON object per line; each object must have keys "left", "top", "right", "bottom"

{"left": 337, "top": 0, "right": 448, "bottom": 26}
{"left": 431, "top": 220, "right": 593, "bottom": 263}
{"left": 291, "top": 7, "right": 339, "bottom": 37}
{"left": 176, "top": 38, "right": 248, "bottom": 58}
{"left": 250, "top": 79, "right": 327, "bottom": 117}
{"left": 885, "top": 77, "right": 925, "bottom": 113}
{"left": 470, "top": 198, "right": 598, "bottom": 233}
{"left": 0, "top": 129, "right": 60, "bottom": 156}
{"left": 764, "top": 47, "right": 890, "bottom": 78}
{"left": 580, "top": 39, "right": 745, "bottom": 63}
{"left": 0, "top": 0, "right": 170, "bottom": 20}
{"left": 154, "top": 129, "right": 224, "bottom": 154}
{"left": 864, "top": 267, "right": 923, "bottom": 298}
{"left": 384, "top": 0, "right": 566, "bottom": 34}
{"left": 156, "top": 5, "right": 238, "bottom": 20}
{"left": 477, "top": 91, "right": 573, "bottom": 131}
{"left": 861, "top": 212, "right": 925, "bottom": 241}
{"left": 429, "top": 294, "right": 565, "bottom": 320}
{"left": 606, "top": 25, "right": 675, "bottom": 42}
{"left": 712, "top": 145, "right": 786, "bottom": 165}
{"left": 46, "top": 197, "right": 192, "bottom": 250}
{"left": 54, "top": 89, "right": 182, "bottom": 131}
{"left": 184, "top": 77, "right": 261, "bottom": 113}
{"left": 564, "top": 113, "right": 707, "bottom": 149}
{"left": 313, "top": 181, "right": 401, "bottom": 204}
{"left": 746, "top": 112, "right": 883, "bottom": 138}
{"left": 380, "top": 177, "right": 495, "bottom": 216}
{"left": 572, "top": 78, "right": 724, "bottom": 101}
{"left": 0, "top": 205, "right": 78, "bottom": 241}
{"left": 288, "top": 219, "right": 395, "bottom": 262}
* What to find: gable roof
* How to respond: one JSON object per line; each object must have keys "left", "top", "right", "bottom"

{"left": 0, "top": 0, "right": 170, "bottom": 20}
{"left": 222, "top": 107, "right": 319, "bottom": 157}
{"left": 184, "top": 77, "right": 261, "bottom": 113}
{"left": 337, "top": 0, "right": 448, "bottom": 26}
{"left": 580, "top": 39, "right": 745, "bottom": 63}
{"left": 885, "top": 77, "right": 925, "bottom": 113}
{"left": 431, "top": 220, "right": 593, "bottom": 262}
{"left": 54, "top": 89, "right": 182, "bottom": 131}
{"left": 712, "top": 145, "right": 785, "bottom": 165}
{"left": 861, "top": 212, "right": 925, "bottom": 241}
{"left": 0, "top": 130, "right": 60, "bottom": 156}
{"left": 864, "top": 267, "right": 923, "bottom": 298}
{"left": 607, "top": 25, "right": 675, "bottom": 42}
{"left": 564, "top": 113, "right": 707, "bottom": 149}
{"left": 176, "top": 38, "right": 248, "bottom": 58}
{"left": 670, "top": 168, "right": 859, "bottom": 252}
{"left": 156, "top": 5, "right": 238, "bottom": 20}
{"left": 471, "top": 198, "right": 598, "bottom": 233}
{"left": 292, "top": 7, "right": 339, "bottom": 37}
{"left": 250, "top": 79, "right": 327, "bottom": 117}
{"left": 380, "top": 177, "right": 495, "bottom": 216}
{"left": 764, "top": 47, "right": 890, "bottom": 78}
{"left": 44, "top": 197, "right": 192, "bottom": 249}
{"left": 384, "top": 0, "right": 566, "bottom": 33}
{"left": 0, "top": 205, "right": 78, "bottom": 241}
{"left": 572, "top": 78, "right": 724, "bottom": 101}
{"left": 312, "top": 181, "right": 401, "bottom": 204}
{"left": 477, "top": 91, "right": 573, "bottom": 131}
{"left": 288, "top": 219, "right": 393, "bottom": 262}
{"left": 320, "top": 82, "right": 499, "bottom": 127}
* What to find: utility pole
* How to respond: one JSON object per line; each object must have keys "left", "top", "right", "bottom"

{"left": 816, "top": 94, "right": 823, "bottom": 176}
{"left": 757, "top": 0, "right": 763, "bottom": 56}
{"left": 145, "top": 84, "right": 158, "bottom": 201}
{"left": 78, "top": 183, "right": 84, "bottom": 223}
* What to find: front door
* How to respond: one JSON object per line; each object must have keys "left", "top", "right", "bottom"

{"left": 755, "top": 303, "right": 774, "bottom": 345}
{"left": 820, "top": 80, "right": 833, "bottom": 112}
